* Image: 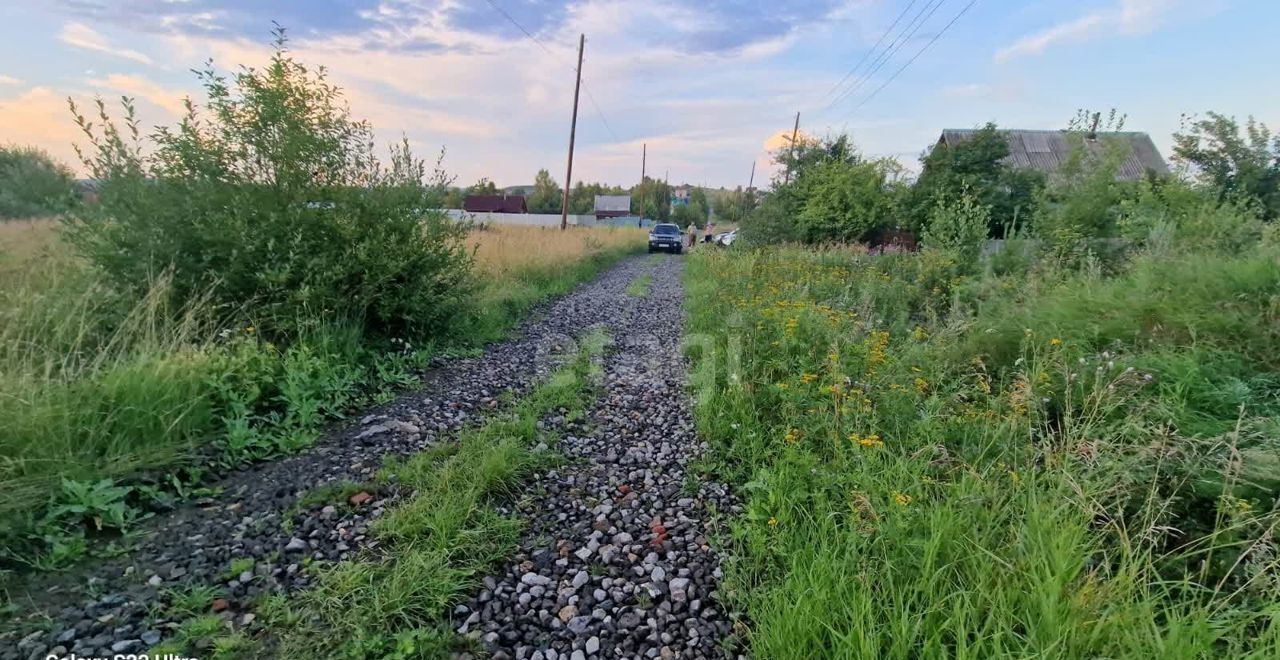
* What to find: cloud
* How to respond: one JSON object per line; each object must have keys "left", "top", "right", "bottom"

{"left": 59, "top": 22, "right": 154, "bottom": 65}
{"left": 86, "top": 74, "right": 190, "bottom": 116}
{"left": 0, "top": 75, "right": 23, "bottom": 85}
{"left": 0, "top": 87, "right": 83, "bottom": 168}
{"left": 938, "top": 81, "right": 1025, "bottom": 102}
{"left": 994, "top": 0, "right": 1179, "bottom": 62}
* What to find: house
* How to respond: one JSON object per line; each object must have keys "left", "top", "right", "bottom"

{"left": 670, "top": 185, "right": 691, "bottom": 206}
{"left": 936, "top": 129, "right": 1170, "bottom": 181}
{"left": 463, "top": 194, "right": 528, "bottom": 214}
{"left": 594, "top": 194, "right": 632, "bottom": 220}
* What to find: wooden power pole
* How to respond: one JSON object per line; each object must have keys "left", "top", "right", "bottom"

{"left": 784, "top": 111, "right": 800, "bottom": 184}
{"left": 560, "top": 33, "right": 585, "bottom": 231}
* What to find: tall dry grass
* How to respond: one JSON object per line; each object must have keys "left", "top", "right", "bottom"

{"left": 468, "top": 224, "right": 646, "bottom": 278}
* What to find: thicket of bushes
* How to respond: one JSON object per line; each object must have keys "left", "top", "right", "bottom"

{"left": 0, "top": 145, "right": 76, "bottom": 219}
{"left": 691, "top": 110, "right": 1280, "bottom": 656}
{"left": 740, "top": 111, "right": 1280, "bottom": 260}
{"left": 0, "top": 31, "right": 638, "bottom": 570}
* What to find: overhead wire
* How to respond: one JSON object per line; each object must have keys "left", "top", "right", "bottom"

{"left": 826, "top": 0, "right": 948, "bottom": 111}
{"left": 482, "top": 0, "right": 621, "bottom": 142}
{"left": 848, "top": 0, "right": 979, "bottom": 111}
{"left": 821, "top": 0, "right": 922, "bottom": 101}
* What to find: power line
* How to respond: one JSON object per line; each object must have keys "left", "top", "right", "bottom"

{"left": 822, "top": 0, "right": 921, "bottom": 101}
{"left": 827, "top": 0, "right": 947, "bottom": 111}
{"left": 482, "top": 0, "right": 621, "bottom": 142}
{"left": 849, "top": 0, "right": 979, "bottom": 111}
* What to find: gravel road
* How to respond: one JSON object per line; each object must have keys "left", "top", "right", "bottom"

{"left": 455, "top": 256, "right": 738, "bottom": 660}
{"left": 2, "top": 255, "right": 736, "bottom": 660}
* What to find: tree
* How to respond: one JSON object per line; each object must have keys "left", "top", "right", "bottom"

{"left": 467, "top": 178, "right": 498, "bottom": 195}
{"left": 0, "top": 145, "right": 76, "bottom": 218}
{"left": 1173, "top": 112, "right": 1280, "bottom": 220}
{"left": 565, "top": 180, "right": 624, "bottom": 215}
{"left": 795, "top": 157, "right": 896, "bottom": 243}
{"left": 910, "top": 123, "right": 1043, "bottom": 236}
{"left": 64, "top": 27, "right": 473, "bottom": 341}
{"left": 741, "top": 134, "right": 898, "bottom": 244}
{"left": 527, "top": 168, "right": 562, "bottom": 213}
{"left": 712, "top": 186, "right": 754, "bottom": 223}
{"left": 631, "top": 177, "right": 672, "bottom": 222}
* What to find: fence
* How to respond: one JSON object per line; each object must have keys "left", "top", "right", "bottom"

{"left": 443, "top": 209, "right": 596, "bottom": 227}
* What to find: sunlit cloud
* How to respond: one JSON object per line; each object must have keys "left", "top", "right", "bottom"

{"left": 994, "top": 0, "right": 1181, "bottom": 62}
{"left": 59, "top": 22, "right": 154, "bottom": 65}
{"left": 86, "top": 74, "right": 190, "bottom": 116}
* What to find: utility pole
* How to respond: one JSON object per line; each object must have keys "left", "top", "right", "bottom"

{"left": 640, "top": 143, "right": 646, "bottom": 219}
{"left": 784, "top": 111, "right": 800, "bottom": 184}
{"left": 747, "top": 160, "right": 756, "bottom": 190}
{"left": 560, "top": 33, "right": 585, "bottom": 231}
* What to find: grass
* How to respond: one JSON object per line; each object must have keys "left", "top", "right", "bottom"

{"left": 244, "top": 329, "right": 608, "bottom": 658}
{"left": 625, "top": 273, "right": 653, "bottom": 297}
{"left": 462, "top": 224, "right": 646, "bottom": 343}
{"left": 0, "top": 218, "right": 640, "bottom": 570}
{"left": 685, "top": 244, "right": 1280, "bottom": 658}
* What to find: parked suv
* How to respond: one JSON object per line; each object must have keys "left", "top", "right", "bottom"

{"left": 647, "top": 223, "right": 684, "bottom": 254}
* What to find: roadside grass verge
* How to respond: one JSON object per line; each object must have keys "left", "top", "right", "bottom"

{"left": 234, "top": 329, "right": 608, "bottom": 658}
{"left": 0, "top": 219, "right": 638, "bottom": 571}
{"left": 686, "top": 246, "right": 1280, "bottom": 657}
{"left": 625, "top": 274, "right": 653, "bottom": 297}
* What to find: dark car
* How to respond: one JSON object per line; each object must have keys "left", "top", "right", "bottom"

{"left": 647, "top": 223, "right": 684, "bottom": 254}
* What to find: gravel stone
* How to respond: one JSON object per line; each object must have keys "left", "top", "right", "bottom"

{"left": 0, "top": 256, "right": 738, "bottom": 659}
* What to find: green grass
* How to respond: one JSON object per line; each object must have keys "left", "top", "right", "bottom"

{"left": 685, "top": 245, "right": 1280, "bottom": 658}
{"left": 626, "top": 274, "right": 653, "bottom": 297}
{"left": 243, "top": 329, "right": 607, "bottom": 658}
{"left": 0, "top": 220, "right": 637, "bottom": 571}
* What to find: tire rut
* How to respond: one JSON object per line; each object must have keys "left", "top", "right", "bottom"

{"left": 455, "top": 256, "right": 740, "bottom": 660}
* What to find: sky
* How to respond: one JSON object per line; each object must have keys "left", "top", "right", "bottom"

{"left": 0, "top": 0, "right": 1277, "bottom": 189}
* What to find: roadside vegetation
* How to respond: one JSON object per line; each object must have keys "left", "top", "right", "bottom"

{"left": 689, "top": 112, "right": 1280, "bottom": 656}
{"left": 0, "top": 31, "right": 641, "bottom": 572}
{"left": 147, "top": 330, "right": 606, "bottom": 658}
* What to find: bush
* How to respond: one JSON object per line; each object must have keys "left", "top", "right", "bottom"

{"left": 0, "top": 145, "right": 76, "bottom": 219}
{"left": 920, "top": 190, "right": 989, "bottom": 270}
{"left": 63, "top": 29, "right": 473, "bottom": 342}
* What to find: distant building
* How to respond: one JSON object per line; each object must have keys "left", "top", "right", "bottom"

{"left": 670, "top": 185, "right": 691, "bottom": 207}
{"left": 74, "top": 179, "right": 100, "bottom": 204}
{"left": 935, "top": 129, "right": 1169, "bottom": 181}
{"left": 501, "top": 184, "right": 536, "bottom": 196}
{"left": 594, "top": 194, "right": 632, "bottom": 220}
{"left": 463, "top": 194, "right": 528, "bottom": 214}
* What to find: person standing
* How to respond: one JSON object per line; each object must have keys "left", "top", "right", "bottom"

{"left": 703, "top": 222, "right": 715, "bottom": 244}
{"left": 687, "top": 223, "right": 697, "bottom": 248}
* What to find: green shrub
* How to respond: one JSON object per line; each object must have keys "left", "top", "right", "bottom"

{"left": 921, "top": 190, "right": 989, "bottom": 270}
{"left": 63, "top": 28, "right": 473, "bottom": 342}
{"left": 0, "top": 145, "right": 76, "bottom": 219}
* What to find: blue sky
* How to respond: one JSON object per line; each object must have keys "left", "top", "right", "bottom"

{"left": 1, "top": 0, "right": 1277, "bottom": 188}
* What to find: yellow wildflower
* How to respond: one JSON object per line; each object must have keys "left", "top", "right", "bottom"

{"left": 893, "top": 492, "right": 912, "bottom": 506}
{"left": 767, "top": 517, "right": 778, "bottom": 526}
{"left": 1049, "top": 337, "right": 1063, "bottom": 347}
{"left": 776, "top": 382, "right": 789, "bottom": 390}
{"left": 914, "top": 377, "right": 929, "bottom": 394}
{"left": 858, "top": 434, "right": 884, "bottom": 448}
{"left": 784, "top": 428, "right": 801, "bottom": 444}
{"left": 800, "top": 373, "right": 819, "bottom": 384}
{"left": 245, "top": 325, "right": 255, "bottom": 334}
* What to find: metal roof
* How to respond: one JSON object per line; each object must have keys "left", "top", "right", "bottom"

{"left": 594, "top": 195, "right": 632, "bottom": 212}
{"left": 463, "top": 194, "right": 528, "bottom": 213}
{"left": 938, "top": 129, "right": 1170, "bottom": 181}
